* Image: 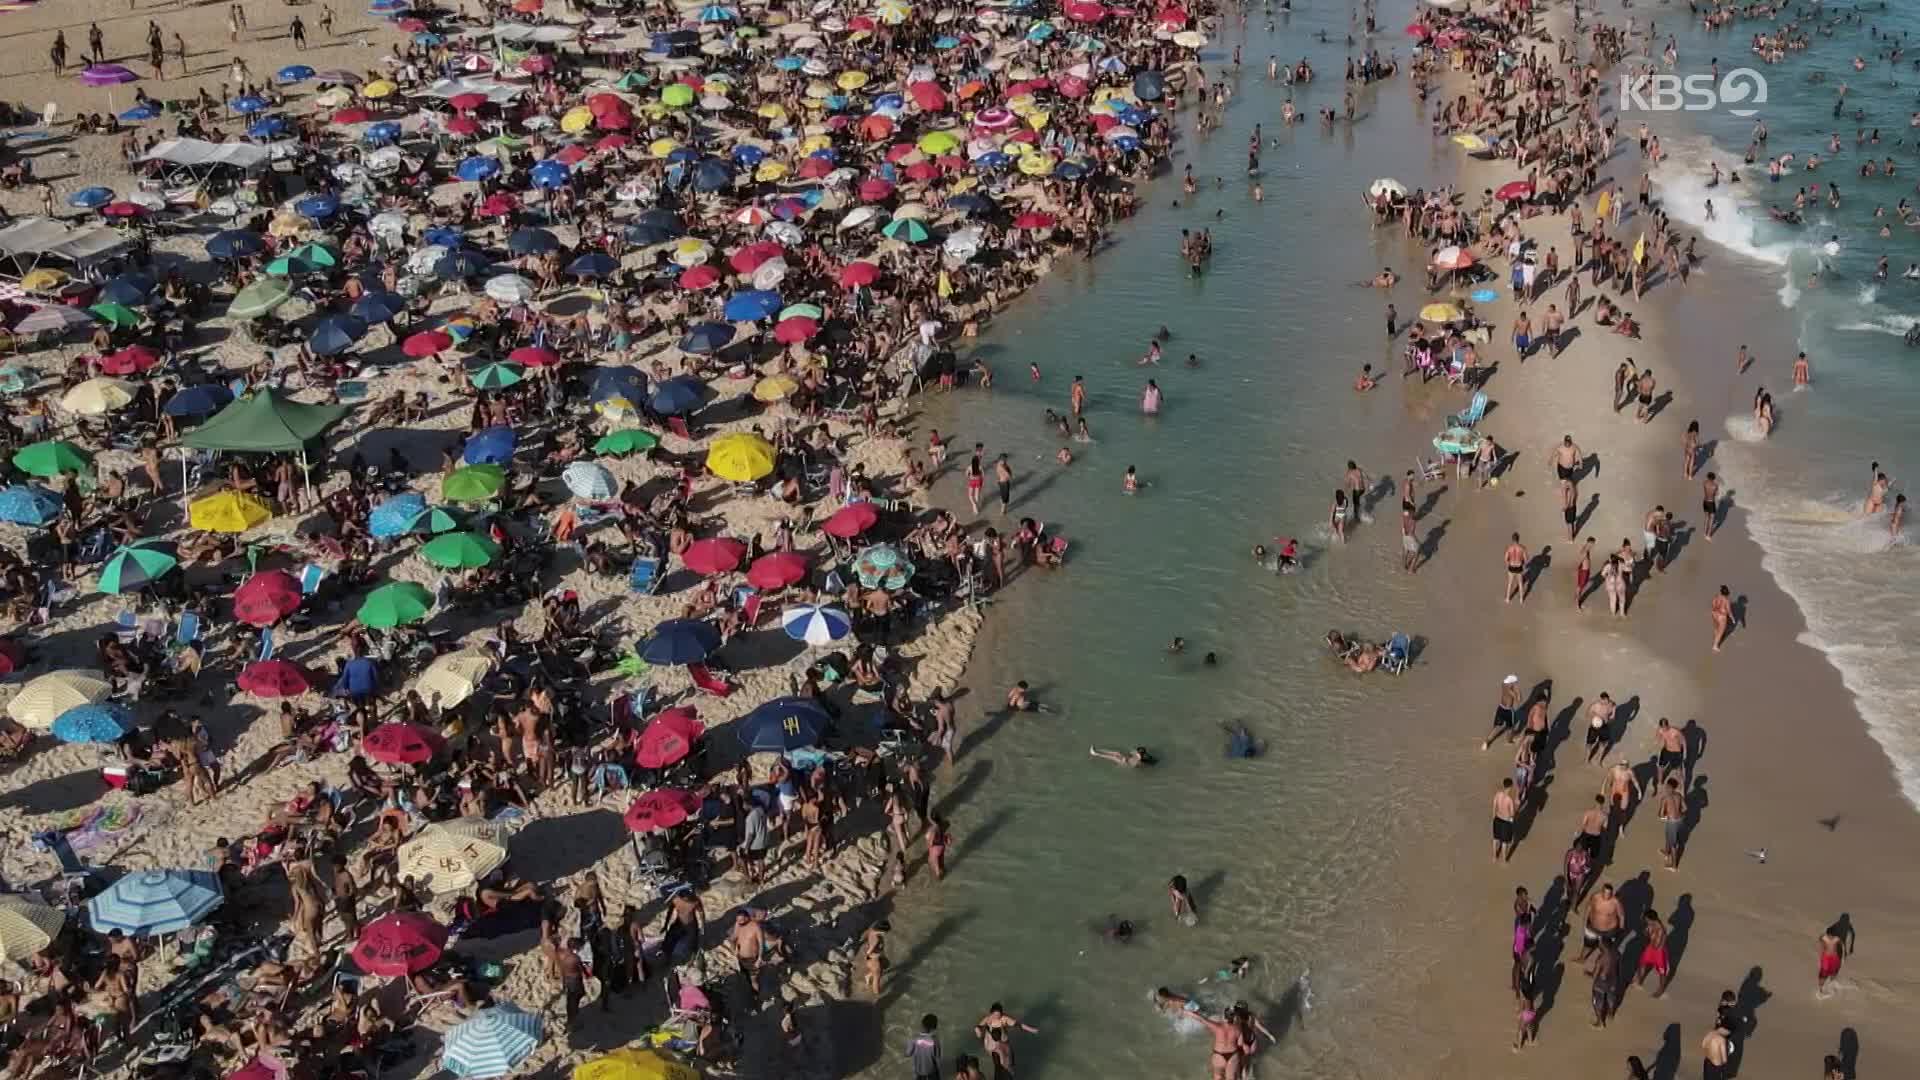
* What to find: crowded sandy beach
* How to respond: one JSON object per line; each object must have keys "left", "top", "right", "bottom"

{"left": 0, "top": 0, "right": 1916, "bottom": 1078}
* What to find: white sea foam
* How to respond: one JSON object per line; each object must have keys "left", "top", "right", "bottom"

{"left": 1836, "top": 313, "right": 1920, "bottom": 336}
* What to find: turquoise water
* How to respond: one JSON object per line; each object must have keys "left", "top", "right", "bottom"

{"left": 1644, "top": 3, "right": 1920, "bottom": 806}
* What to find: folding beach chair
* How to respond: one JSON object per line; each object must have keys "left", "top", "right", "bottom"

{"left": 1446, "top": 391, "right": 1490, "bottom": 429}
{"left": 628, "top": 555, "right": 661, "bottom": 595}
{"left": 256, "top": 627, "right": 276, "bottom": 662}
{"left": 1381, "top": 632, "right": 1411, "bottom": 675}
{"left": 298, "top": 563, "right": 328, "bottom": 595}
{"left": 687, "top": 664, "right": 735, "bottom": 698}
{"left": 173, "top": 611, "right": 203, "bottom": 649}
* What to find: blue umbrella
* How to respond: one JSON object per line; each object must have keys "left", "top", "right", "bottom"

{"left": 506, "top": 227, "right": 558, "bottom": 255}
{"left": 1027, "top": 22, "right": 1055, "bottom": 40}
{"left": 68, "top": 187, "right": 113, "bottom": 209}
{"left": 691, "top": 158, "right": 734, "bottom": 192}
{"left": 456, "top": 156, "right": 500, "bottom": 182}
{"left": 698, "top": 4, "right": 737, "bottom": 21}
{"left": 119, "top": 103, "right": 160, "bottom": 122}
{"left": 230, "top": 95, "right": 269, "bottom": 114}
{"left": 730, "top": 144, "right": 766, "bottom": 165}
{"left": 947, "top": 193, "right": 992, "bottom": 215}
{"left": 626, "top": 223, "right": 674, "bottom": 245}
{"left": 309, "top": 314, "right": 369, "bottom": 356}
{"left": 422, "top": 225, "right": 465, "bottom": 248}
{"left": 369, "top": 0, "right": 408, "bottom": 9}
{"left": 0, "top": 485, "right": 63, "bottom": 526}
{"left": 351, "top": 290, "right": 407, "bottom": 323}
{"left": 588, "top": 365, "right": 647, "bottom": 403}
{"left": 774, "top": 56, "right": 806, "bottom": 71}
{"left": 649, "top": 375, "right": 706, "bottom": 415}
{"left": 412, "top": 31, "right": 443, "bottom": 45}
{"left": 639, "top": 618, "right": 721, "bottom": 665}
{"left": 296, "top": 193, "right": 341, "bottom": 219}
{"left": 100, "top": 274, "right": 156, "bottom": 306}
{"left": 51, "top": 702, "right": 135, "bottom": 744}
{"left": 934, "top": 35, "right": 960, "bottom": 48}
{"left": 434, "top": 249, "right": 491, "bottom": 279}
{"left": 567, "top": 252, "right": 618, "bottom": 277}
{"left": 443, "top": 1004, "right": 543, "bottom": 1080}
{"left": 665, "top": 148, "right": 699, "bottom": 166}
{"left": 87, "top": 869, "right": 224, "bottom": 936}
{"left": 975, "top": 152, "right": 1012, "bottom": 170}
{"left": 277, "top": 64, "right": 315, "bottom": 83}
{"left": 722, "top": 290, "right": 780, "bottom": 321}
{"left": 737, "top": 696, "right": 830, "bottom": 751}
{"left": 679, "top": 322, "right": 735, "bottom": 355}
{"left": 529, "top": 160, "right": 570, "bottom": 189}
{"left": 780, "top": 603, "right": 851, "bottom": 645}
{"left": 462, "top": 425, "right": 517, "bottom": 466}
{"left": 1133, "top": 70, "right": 1167, "bottom": 100}
{"left": 369, "top": 493, "right": 428, "bottom": 539}
{"left": 163, "top": 384, "right": 232, "bottom": 417}
{"left": 247, "top": 115, "right": 291, "bottom": 139}
{"left": 206, "top": 229, "right": 265, "bottom": 260}
{"left": 365, "top": 121, "right": 402, "bottom": 145}
{"left": 633, "top": 208, "right": 681, "bottom": 234}
{"left": 1055, "top": 161, "right": 1088, "bottom": 180}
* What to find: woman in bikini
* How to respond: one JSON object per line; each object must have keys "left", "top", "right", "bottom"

{"left": 973, "top": 1003, "right": 1040, "bottom": 1077}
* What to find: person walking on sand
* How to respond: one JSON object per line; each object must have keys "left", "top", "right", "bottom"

{"left": 1653, "top": 717, "right": 1688, "bottom": 790}
{"left": 1604, "top": 759, "right": 1643, "bottom": 836}
{"left": 1683, "top": 420, "right": 1700, "bottom": 479}
{"left": 87, "top": 22, "right": 104, "bottom": 63}
{"left": 1589, "top": 940, "right": 1619, "bottom": 1029}
{"left": 993, "top": 454, "right": 1013, "bottom": 515}
{"left": 1710, "top": 585, "right": 1735, "bottom": 652}
{"left": 1702, "top": 472, "right": 1721, "bottom": 541}
{"left": 1401, "top": 507, "right": 1420, "bottom": 572}
{"left": 1503, "top": 532, "right": 1528, "bottom": 604}
{"left": 964, "top": 457, "right": 983, "bottom": 516}
{"left": 1634, "top": 909, "right": 1673, "bottom": 997}
{"left": 1481, "top": 674, "right": 1522, "bottom": 750}
{"left": 290, "top": 15, "right": 307, "bottom": 49}
{"left": 1657, "top": 777, "right": 1688, "bottom": 869}
{"left": 1701, "top": 1019, "right": 1734, "bottom": 1080}
{"left": 1634, "top": 367, "right": 1657, "bottom": 423}
{"left": 49, "top": 31, "right": 67, "bottom": 74}
{"left": 1492, "top": 778, "right": 1520, "bottom": 862}
{"left": 1574, "top": 537, "right": 1594, "bottom": 609}
{"left": 1818, "top": 927, "right": 1845, "bottom": 997}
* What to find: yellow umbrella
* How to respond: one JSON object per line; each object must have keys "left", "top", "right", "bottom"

{"left": 7, "top": 670, "right": 111, "bottom": 728}
{"left": 412, "top": 650, "right": 495, "bottom": 708}
{"left": 756, "top": 102, "right": 788, "bottom": 120}
{"left": 836, "top": 70, "right": 870, "bottom": 91}
{"left": 672, "top": 237, "right": 713, "bottom": 266}
{"left": 799, "top": 133, "right": 832, "bottom": 154}
{"left": 804, "top": 80, "right": 832, "bottom": 99}
{"left": 268, "top": 213, "right": 309, "bottom": 239}
{"left": 361, "top": 79, "right": 398, "bottom": 99}
{"left": 61, "top": 378, "right": 137, "bottom": 416}
{"left": 915, "top": 130, "right": 960, "bottom": 155}
{"left": 395, "top": 817, "right": 516, "bottom": 894}
{"left": 753, "top": 374, "right": 800, "bottom": 402}
{"left": 753, "top": 160, "right": 789, "bottom": 182}
{"left": 705, "top": 432, "right": 776, "bottom": 482}
{"left": 574, "top": 1049, "right": 699, "bottom": 1080}
{"left": 188, "top": 490, "right": 274, "bottom": 533}
{"left": 876, "top": 0, "right": 911, "bottom": 24}
{"left": 1017, "top": 153, "right": 1053, "bottom": 177}
{"left": 1419, "top": 303, "right": 1464, "bottom": 322}
{"left": 20, "top": 268, "right": 67, "bottom": 292}
{"left": 1007, "top": 93, "right": 1037, "bottom": 116}
{"left": 0, "top": 895, "right": 65, "bottom": 961}
{"left": 1027, "top": 109, "right": 1051, "bottom": 130}
{"left": 1450, "top": 132, "right": 1488, "bottom": 151}
{"left": 649, "top": 137, "right": 682, "bottom": 159}
{"left": 561, "top": 106, "right": 595, "bottom": 133}
{"left": 1632, "top": 232, "right": 1646, "bottom": 265}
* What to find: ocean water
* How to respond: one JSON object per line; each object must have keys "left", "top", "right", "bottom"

{"left": 1644, "top": 3, "right": 1920, "bottom": 807}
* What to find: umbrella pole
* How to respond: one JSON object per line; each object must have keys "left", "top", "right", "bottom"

{"left": 299, "top": 448, "right": 313, "bottom": 507}
{"left": 179, "top": 448, "right": 190, "bottom": 520}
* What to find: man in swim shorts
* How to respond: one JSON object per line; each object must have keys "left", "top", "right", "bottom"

{"left": 1634, "top": 909, "right": 1673, "bottom": 997}
{"left": 1481, "top": 674, "right": 1522, "bottom": 749}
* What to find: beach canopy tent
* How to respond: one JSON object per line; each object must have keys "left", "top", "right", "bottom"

{"left": 135, "top": 138, "right": 278, "bottom": 171}
{"left": 179, "top": 390, "right": 349, "bottom": 452}
{"left": 486, "top": 23, "right": 581, "bottom": 43}
{"left": 0, "top": 216, "right": 131, "bottom": 272}
{"left": 421, "top": 77, "right": 527, "bottom": 106}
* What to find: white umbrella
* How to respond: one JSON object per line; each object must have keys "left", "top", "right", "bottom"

{"left": 333, "top": 163, "right": 369, "bottom": 184}
{"left": 370, "top": 211, "right": 409, "bottom": 239}
{"left": 1369, "top": 178, "right": 1408, "bottom": 198}
{"left": 562, "top": 461, "right": 617, "bottom": 499}
{"left": 765, "top": 221, "right": 805, "bottom": 246}
{"left": 750, "top": 259, "right": 788, "bottom": 289}
{"left": 406, "top": 244, "right": 450, "bottom": 274}
{"left": 484, "top": 275, "right": 536, "bottom": 303}
{"left": 943, "top": 227, "right": 982, "bottom": 261}
{"left": 839, "top": 206, "right": 880, "bottom": 230}
{"left": 893, "top": 201, "right": 931, "bottom": 220}
{"left": 781, "top": 603, "right": 851, "bottom": 645}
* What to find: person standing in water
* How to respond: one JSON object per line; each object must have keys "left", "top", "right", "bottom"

{"left": 973, "top": 1004, "right": 1039, "bottom": 1077}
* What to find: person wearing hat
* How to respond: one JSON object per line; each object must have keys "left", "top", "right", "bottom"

{"left": 1481, "top": 674, "right": 1523, "bottom": 749}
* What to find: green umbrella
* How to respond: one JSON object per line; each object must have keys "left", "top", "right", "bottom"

{"left": 264, "top": 254, "right": 322, "bottom": 278}
{"left": 405, "top": 506, "right": 465, "bottom": 535}
{"left": 468, "top": 361, "right": 525, "bottom": 390}
{"left": 419, "top": 530, "right": 501, "bottom": 568}
{"left": 357, "top": 581, "right": 433, "bottom": 628}
{"left": 661, "top": 83, "right": 695, "bottom": 108}
{"left": 97, "top": 540, "right": 179, "bottom": 594}
{"left": 13, "top": 440, "right": 92, "bottom": 477}
{"left": 0, "top": 367, "right": 33, "bottom": 395}
{"left": 88, "top": 302, "right": 143, "bottom": 328}
{"left": 593, "top": 429, "right": 660, "bottom": 456}
{"left": 614, "top": 72, "right": 651, "bottom": 90}
{"left": 442, "top": 464, "right": 506, "bottom": 503}
{"left": 778, "top": 303, "right": 823, "bottom": 321}
{"left": 288, "top": 242, "right": 338, "bottom": 268}
{"left": 229, "top": 279, "right": 292, "bottom": 319}
{"left": 882, "top": 218, "right": 931, "bottom": 243}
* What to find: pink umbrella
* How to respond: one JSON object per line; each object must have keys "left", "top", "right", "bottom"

{"left": 773, "top": 316, "right": 818, "bottom": 343}
{"left": 449, "top": 92, "right": 487, "bottom": 111}
{"left": 858, "top": 178, "right": 895, "bottom": 202}
{"left": 508, "top": 345, "right": 560, "bottom": 366}
{"left": 100, "top": 202, "right": 146, "bottom": 218}
{"left": 1063, "top": 0, "right": 1106, "bottom": 22}
{"left": 446, "top": 115, "right": 480, "bottom": 135}
{"left": 908, "top": 82, "right": 947, "bottom": 110}
{"left": 680, "top": 264, "right": 722, "bottom": 290}
{"left": 973, "top": 107, "right": 1016, "bottom": 131}
{"left": 79, "top": 64, "right": 138, "bottom": 86}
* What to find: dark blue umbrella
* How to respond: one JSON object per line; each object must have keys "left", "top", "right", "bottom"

{"left": 434, "top": 249, "right": 491, "bottom": 279}
{"left": 648, "top": 374, "right": 707, "bottom": 415}
{"left": 679, "top": 321, "right": 735, "bottom": 355}
{"left": 690, "top": 158, "right": 734, "bottom": 192}
{"left": 507, "top": 227, "right": 558, "bottom": 255}
{"left": 68, "top": 186, "right": 114, "bottom": 209}
{"left": 634, "top": 208, "right": 681, "bottom": 233}
{"left": 625, "top": 223, "right": 675, "bottom": 245}
{"left": 206, "top": 229, "right": 265, "bottom": 260}
{"left": 639, "top": 618, "right": 721, "bottom": 665}
{"left": 309, "top": 314, "right": 369, "bottom": 356}
{"left": 296, "top": 193, "right": 341, "bottom": 219}
{"left": 722, "top": 290, "right": 780, "bottom": 322}
{"left": 529, "top": 160, "right": 570, "bottom": 189}
{"left": 567, "top": 252, "right": 618, "bottom": 277}
{"left": 730, "top": 144, "right": 766, "bottom": 165}
{"left": 163, "top": 384, "right": 232, "bottom": 416}
{"left": 350, "top": 290, "right": 407, "bottom": 323}
{"left": 231, "top": 95, "right": 269, "bottom": 114}
{"left": 589, "top": 365, "right": 647, "bottom": 403}
{"left": 247, "top": 115, "right": 291, "bottom": 139}
{"left": 365, "top": 121, "right": 402, "bottom": 145}
{"left": 1132, "top": 70, "right": 1167, "bottom": 101}
{"left": 947, "top": 193, "right": 992, "bottom": 215}
{"left": 736, "top": 696, "right": 830, "bottom": 751}
{"left": 462, "top": 425, "right": 517, "bottom": 466}
{"left": 456, "top": 156, "right": 500, "bottom": 182}
{"left": 423, "top": 225, "right": 465, "bottom": 248}
{"left": 99, "top": 274, "right": 156, "bottom": 306}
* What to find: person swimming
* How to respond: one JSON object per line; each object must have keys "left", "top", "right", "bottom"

{"left": 1223, "top": 722, "right": 1260, "bottom": 758}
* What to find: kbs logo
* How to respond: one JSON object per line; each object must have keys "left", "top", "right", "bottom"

{"left": 1618, "top": 69, "right": 1768, "bottom": 117}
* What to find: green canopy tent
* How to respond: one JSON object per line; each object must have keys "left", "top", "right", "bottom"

{"left": 174, "top": 390, "right": 351, "bottom": 509}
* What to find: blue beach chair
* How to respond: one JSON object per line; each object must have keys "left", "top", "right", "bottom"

{"left": 1446, "top": 391, "right": 1490, "bottom": 429}
{"left": 1381, "top": 632, "right": 1411, "bottom": 675}
{"left": 628, "top": 555, "right": 661, "bottom": 595}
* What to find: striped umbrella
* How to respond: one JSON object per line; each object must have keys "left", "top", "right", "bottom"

{"left": 443, "top": 1003, "right": 543, "bottom": 1078}
{"left": 780, "top": 604, "right": 852, "bottom": 645}
{"left": 562, "top": 461, "right": 617, "bottom": 500}
{"left": 50, "top": 702, "right": 136, "bottom": 744}
{"left": 0, "top": 895, "right": 65, "bottom": 960}
{"left": 87, "top": 869, "right": 223, "bottom": 935}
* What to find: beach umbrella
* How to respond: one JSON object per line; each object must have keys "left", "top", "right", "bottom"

{"left": 402, "top": 329, "right": 454, "bottom": 357}
{"left": 0, "top": 485, "right": 62, "bottom": 526}
{"left": 1496, "top": 180, "right": 1535, "bottom": 201}
{"left": 456, "top": 156, "right": 501, "bottom": 182}
{"left": 352, "top": 911, "right": 447, "bottom": 975}
{"left": 649, "top": 375, "right": 706, "bottom": 415}
{"left": 227, "top": 278, "right": 292, "bottom": 320}
{"left": 79, "top": 64, "right": 138, "bottom": 86}
{"left": 99, "top": 344, "right": 159, "bottom": 375}
{"left": 678, "top": 264, "right": 721, "bottom": 291}
{"left": 442, "top": 463, "right": 506, "bottom": 502}
{"left": 780, "top": 603, "right": 852, "bottom": 645}
{"left": 737, "top": 696, "right": 830, "bottom": 751}
{"left": 188, "top": 490, "right": 273, "bottom": 533}
{"left": 0, "top": 896, "right": 65, "bottom": 961}
{"left": 50, "top": 702, "right": 135, "bottom": 744}
{"left": 443, "top": 1003, "right": 542, "bottom": 1079}
{"left": 506, "top": 346, "right": 559, "bottom": 368}
{"left": 98, "top": 202, "right": 146, "bottom": 220}
{"left": 398, "top": 817, "right": 515, "bottom": 895}
{"left": 237, "top": 659, "right": 314, "bottom": 697}
{"left": 13, "top": 440, "right": 91, "bottom": 477}
{"left": 838, "top": 262, "right": 880, "bottom": 288}
{"left": 705, "top": 433, "right": 775, "bottom": 482}
{"left": 206, "top": 230, "right": 266, "bottom": 260}
{"left": 1431, "top": 246, "right": 1476, "bottom": 270}
{"left": 722, "top": 290, "right": 780, "bottom": 321}
{"left": 484, "top": 274, "right": 536, "bottom": 304}
{"left": 562, "top": 461, "right": 618, "bottom": 500}
{"left": 14, "top": 305, "right": 94, "bottom": 335}
{"left": 623, "top": 788, "right": 701, "bottom": 833}
{"left": 61, "top": 378, "right": 137, "bottom": 415}
{"left": 435, "top": 249, "right": 492, "bottom": 279}
{"left": 233, "top": 571, "right": 304, "bottom": 626}
{"left": 638, "top": 618, "right": 721, "bottom": 664}
{"left": 296, "top": 193, "right": 341, "bottom": 220}
{"left": 1420, "top": 303, "right": 1465, "bottom": 323}
{"left": 821, "top": 502, "right": 879, "bottom": 538}
{"left": 573, "top": 1050, "right": 699, "bottom": 1080}
{"left": 468, "top": 361, "right": 525, "bottom": 390}
{"left": 589, "top": 366, "right": 647, "bottom": 405}
{"left": 277, "top": 64, "right": 315, "bottom": 83}
{"left": 331, "top": 107, "right": 374, "bottom": 125}
{"left": 364, "top": 721, "right": 446, "bottom": 765}
{"left": 506, "top": 227, "right": 559, "bottom": 255}
{"left": 97, "top": 540, "right": 179, "bottom": 594}
{"left": 120, "top": 103, "right": 160, "bottom": 122}
{"left": 19, "top": 268, "right": 67, "bottom": 292}
{"left": 753, "top": 372, "right": 801, "bottom": 399}
{"left": 87, "top": 870, "right": 223, "bottom": 936}
{"left": 852, "top": 543, "right": 914, "bottom": 588}
{"left": 8, "top": 671, "right": 111, "bottom": 728}
{"left": 405, "top": 506, "right": 464, "bottom": 536}
{"left": 420, "top": 531, "right": 500, "bottom": 568}
{"left": 679, "top": 322, "right": 734, "bottom": 355}
{"left": 634, "top": 708, "right": 703, "bottom": 769}
{"left": 163, "top": 384, "right": 232, "bottom": 417}
{"left": 593, "top": 429, "right": 658, "bottom": 456}
{"left": 411, "top": 650, "right": 493, "bottom": 709}
{"left": 309, "top": 314, "right": 369, "bottom": 357}
{"left": 746, "top": 552, "right": 808, "bottom": 589}
{"left": 68, "top": 187, "right": 113, "bottom": 209}
{"left": 567, "top": 253, "right": 618, "bottom": 278}
{"left": 351, "top": 290, "right": 407, "bottom": 324}
{"left": 357, "top": 581, "right": 433, "bottom": 627}
{"left": 882, "top": 218, "right": 930, "bottom": 243}
{"left": 231, "top": 95, "right": 269, "bottom": 115}
{"left": 462, "top": 426, "right": 517, "bottom": 466}
{"left": 369, "top": 494, "right": 427, "bottom": 539}
{"left": 530, "top": 160, "right": 570, "bottom": 189}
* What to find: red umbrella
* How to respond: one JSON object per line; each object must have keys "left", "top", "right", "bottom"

{"left": 821, "top": 502, "right": 879, "bottom": 538}
{"left": 351, "top": 911, "right": 447, "bottom": 976}
{"left": 746, "top": 552, "right": 809, "bottom": 589}
{"left": 446, "top": 115, "right": 480, "bottom": 136}
{"left": 588, "top": 93, "right": 628, "bottom": 116}
{"left": 1063, "top": 0, "right": 1106, "bottom": 22}
{"left": 0, "top": 638, "right": 27, "bottom": 677}
{"left": 555, "top": 145, "right": 588, "bottom": 165}
{"left": 233, "top": 570, "right": 303, "bottom": 627}
{"left": 510, "top": 0, "right": 542, "bottom": 11}
{"left": 858, "top": 178, "right": 895, "bottom": 202}
{"left": 1154, "top": 5, "right": 1189, "bottom": 24}
{"left": 449, "top": 92, "right": 487, "bottom": 111}
{"left": 363, "top": 722, "right": 446, "bottom": 764}
{"left": 331, "top": 108, "right": 374, "bottom": 125}
{"left": 797, "top": 157, "right": 833, "bottom": 179}
{"left": 838, "top": 261, "right": 879, "bottom": 288}
{"left": 237, "top": 659, "right": 312, "bottom": 697}
{"left": 1405, "top": 21, "right": 1433, "bottom": 39}
{"left": 679, "top": 264, "right": 721, "bottom": 290}
{"left": 681, "top": 537, "right": 746, "bottom": 575}
{"left": 624, "top": 788, "right": 701, "bottom": 832}
{"left": 595, "top": 109, "right": 632, "bottom": 130}
{"left": 773, "top": 317, "right": 818, "bottom": 344}
{"left": 101, "top": 345, "right": 159, "bottom": 375}
{"left": 478, "top": 193, "right": 518, "bottom": 217}
{"left": 883, "top": 144, "right": 918, "bottom": 164}
{"left": 596, "top": 133, "right": 631, "bottom": 151}
{"left": 508, "top": 345, "right": 559, "bottom": 367}
{"left": 520, "top": 55, "right": 553, "bottom": 74}
{"left": 634, "top": 707, "right": 703, "bottom": 769}
{"left": 100, "top": 202, "right": 147, "bottom": 218}
{"left": 1495, "top": 180, "right": 1535, "bottom": 201}
{"left": 397, "top": 17, "right": 428, "bottom": 31}
{"left": 848, "top": 14, "right": 876, "bottom": 30}
{"left": 1430, "top": 247, "right": 1477, "bottom": 271}
{"left": 728, "top": 241, "right": 783, "bottom": 275}
{"left": 858, "top": 115, "right": 894, "bottom": 141}
{"left": 402, "top": 330, "right": 453, "bottom": 357}
{"left": 908, "top": 82, "right": 947, "bottom": 110}
{"left": 1014, "top": 211, "right": 1057, "bottom": 230}
{"left": 902, "top": 161, "right": 940, "bottom": 183}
